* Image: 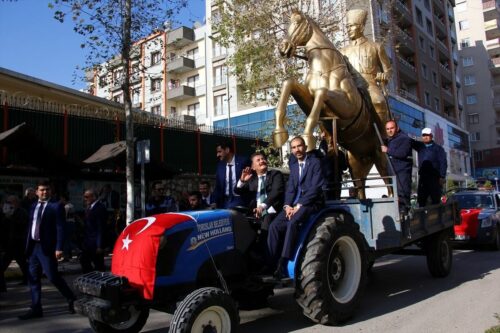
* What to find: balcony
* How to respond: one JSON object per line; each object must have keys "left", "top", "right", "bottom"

{"left": 434, "top": 15, "right": 447, "bottom": 35}
{"left": 398, "top": 88, "right": 419, "bottom": 103}
{"left": 483, "top": 0, "right": 500, "bottom": 21}
{"left": 448, "top": 7, "right": 455, "bottom": 22}
{"left": 442, "top": 87, "right": 454, "bottom": 104}
{"left": 397, "top": 56, "right": 418, "bottom": 83}
{"left": 485, "top": 19, "right": 500, "bottom": 40}
{"left": 393, "top": 0, "right": 412, "bottom": 25}
{"left": 394, "top": 26, "right": 415, "bottom": 55}
{"left": 486, "top": 38, "right": 500, "bottom": 57}
{"left": 167, "top": 27, "right": 195, "bottom": 47}
{"left": 437, "top": 39, "right": 449, "bottom": 55}
{"left": 167, "top": 85, "right": 196, "bottom": 101}
{"left": 167, "top": 56, "right": 195, "bottom": 73}
{"left": 491, "top": 56, "right": 500, "bottom": 74}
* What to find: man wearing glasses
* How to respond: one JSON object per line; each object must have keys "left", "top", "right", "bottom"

{"left": 412, "top": 128, "right": 447, "bottom": 207}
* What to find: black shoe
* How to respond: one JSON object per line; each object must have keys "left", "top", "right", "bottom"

{"left": 18, "top": 308, "right": 43, "bottom": 320}
{"left": 273, "top": 263, "right": 288, "bottom": 280}
{"left": 68, "top": 299, "right": 75, "bottom": 314}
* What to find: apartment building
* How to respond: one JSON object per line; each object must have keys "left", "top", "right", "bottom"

{"left": 455, "top": 0, "right": 500, "bottom": 180}
{"left": 87, "top": 23, "right": 209, "bottom": 124}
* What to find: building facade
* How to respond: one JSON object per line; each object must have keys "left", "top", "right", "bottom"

{"left": 454, "top": 0, "right": 500, "bottom": 179}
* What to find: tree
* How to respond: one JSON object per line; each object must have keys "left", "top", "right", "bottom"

{"left": 49, "top": 0, "right": 188, "bottom": 223}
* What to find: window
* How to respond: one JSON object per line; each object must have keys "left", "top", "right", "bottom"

{"left": 459, "top": 20, "right": 469, "bottom": 30}
{"left": 151, "top": 51, "right": 161, "bottom": 66}
{"left": 432, "top": 71, "right": 438, "bottom": 85}
{"left": 456, "top": 2, "right": 467, "bottom": 12}
{"left": 151, "top": 104, "right": 161, "bottom": 115}
{"left": 187, "top": 102, "right": 200, "bottom": 116}
{"left": 429, "top": 45, "right": 435, "bottom": 59}
{"left": 460, "top": 38, "right": 471, "bottom": 48}
{"left": 151, "top": 78, "right": 162, "bottom": 92}
{"left": 187, "top": 74, "right": 200, "bottom": 87}
{"left": 426, "top": 18, "right": 433, "bottom": 35}
{"left": 98, "top": 76, "right": 107, "bottom": 87}
{"left": 464, "top": 74, "right": 476, "bottom": 86}
{"left": 416, "top": 7, "right": 423, "bottom": 25}
{"left": 132, "top": 89, "right": 140, "bottom": 105}
{"left": 213, "top": 41, "right": 227, "bottom": 58}
{"left": 186, "top": 47, "right": 199, "bottom": 60}
{"left": 113, "top": 69, "right": 123, "bottom": 86}
{"left": 214, "top": 94, "right": 227, "bottom": 115}
{"left": 462, "top": 56, "right": 474, "bottom": 67}
{"left": 170, "top": 106, "right": 177, "bottom": 115}
{"left": 113, "top": 94, "right": 122, "bottom": 103}
{"left": 466, "top": 94, "right": 477, "bottom": 105}
{"left": 434, "top": 98, "right": 440, "bottom": 112}
{"left": 474, "top": 150, "right": 483, "bottom": 161}
{"left": 421, "top": 63, "right": 428, "bottom": 79}
{"left": 424, "top": 0, "right": 430, "bottom": 10}
{"left": 470, "top": 132, "right": 480, "bottom": 141}
{"left": 419, "top": 36, "right": 425, "bottom": 50}
{"left": 213, "top": 65, "right": 227, "bottom": 86}
{"left": 424, "top": 91, "right": 431, "bottom": 106}
{"left": 468, "top": 113, "right": 479, "bottom": 124}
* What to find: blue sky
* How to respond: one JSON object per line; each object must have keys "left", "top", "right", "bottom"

{"left": 0, "top": 0, "right": 205, "bottom": 90}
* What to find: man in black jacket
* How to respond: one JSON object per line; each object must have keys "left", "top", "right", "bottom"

{"left": 381, "top": 120, "right": 413, "bottom": 208}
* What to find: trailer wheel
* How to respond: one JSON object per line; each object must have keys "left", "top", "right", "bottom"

{"left": 169, "top": 287, "right": 239, "bottom": 333}
{"left": 89, "top": 306, "right": 149, "bottom": 333}
{"left": 490, "top": 225, "right": 500, "bottom": 251}
{"left": 296, "top": 215, "right": 367, "bottom": 325}
{"left": 425, "top": 229, "right": 453, "bottom": 278}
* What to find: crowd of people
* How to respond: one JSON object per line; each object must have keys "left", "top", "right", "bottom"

{"left": 0, "top": 128, "right": 447, "bottom": 320}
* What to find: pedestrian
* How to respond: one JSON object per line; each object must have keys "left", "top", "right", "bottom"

{"left": 184, "top": 191, "right": 207, "bottom": 211}
{"left": 380, "top": 120, "right": 413, "bottom": 209}
{"left": 21, "top": 187, "right": 37, "bottom": 212}
{"left": 199, "top": 181, "right": 216, "bottom": 208}
{"left": 1, "top": 195, "right": 30, "bottom": 286}
{"left": 18, "top": 180, "right": 76, "bottom": 320}
{"left": 145, "top": 181, "right": 177, "bottom": 216}
{"left": 80, "top": 189, "right": 107, "bottom": 273}
{"left": 213, "top": 140, "right": 251, "bottom": 209}
{"left": 412, "top": 128, "right": 447, "bottom": 207}
{"left": 268, "top": 136, "right": 324, "bottom": 279}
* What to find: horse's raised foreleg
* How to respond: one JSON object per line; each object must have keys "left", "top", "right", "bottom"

{"left": 302, "top": 88, "right": 329, "bottom": 150}
{"left": 273, "top": 79, "right": 313, "bottom": 147}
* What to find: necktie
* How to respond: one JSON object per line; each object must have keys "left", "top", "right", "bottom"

{"left": 257, "top": 175, "right": 267, "bottom": 216}
{"left": 294, "top": 163, "right": 304, "bottom": 205}
{"left": 34, "top": 202, "right": 45, "bottom": 241}
{"left": 227, "top": 164, "right": 233, "bottom": 200}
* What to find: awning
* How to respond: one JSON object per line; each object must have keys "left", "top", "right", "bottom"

{"left": 83, "top": 141, "right": 127, "bottom": 164}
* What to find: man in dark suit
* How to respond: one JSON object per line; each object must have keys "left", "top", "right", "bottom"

{"left": 19, "top": 181, "right": 76, "bottom": 320}
{"left": 235, "top": 152, "right": 285, "bottom": 231}
{"left": 199, "top": 181, "right": 215, "bottom": 208}
{"left": 80, "top": 189, "right": 107, "bottom": 273}
{"left": 213, "top": 140, "right": 251, "bottom": 209}
{"left": 268, "top": 136, "right": 324, "bottom": 278}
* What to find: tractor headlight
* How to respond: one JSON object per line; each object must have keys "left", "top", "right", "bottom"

{"left": 481, "top": 217, "right": 492, "bottom": 228}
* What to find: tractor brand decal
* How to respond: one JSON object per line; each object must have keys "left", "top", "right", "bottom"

{"left": 188, "top": 218, "right": 233, "bottom": 251}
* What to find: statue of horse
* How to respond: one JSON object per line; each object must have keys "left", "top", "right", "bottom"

{"left": 273, "top": 10, "right": 391, "bottom": 199}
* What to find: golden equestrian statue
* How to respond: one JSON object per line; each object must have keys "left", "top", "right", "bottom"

{"left": 273, "top": 10, "right": 391, "bottom": 199}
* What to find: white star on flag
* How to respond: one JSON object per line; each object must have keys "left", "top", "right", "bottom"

{"left": 122, "top": 234, "right": 133, "bottom": 250}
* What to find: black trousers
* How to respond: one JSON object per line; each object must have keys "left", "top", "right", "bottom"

{"left": 79, "top": 249, "right": 105, "bottom": 273}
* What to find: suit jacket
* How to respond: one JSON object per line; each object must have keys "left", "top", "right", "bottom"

{"left": 26, "top": 199, "right": 66, "bottom": 256}
{"left": 234, "top": 169, "right": 285, "bottom": 212}
{"left": 83, "top": 201, "right": 108, "bottom": 251}
{"left": 213, "top": 155, "right": 251, "bottom": 207}
{"left": 285, "top": 154, "right": 325, "bottom": 208}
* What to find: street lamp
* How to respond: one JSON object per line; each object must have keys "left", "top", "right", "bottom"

{"left": 495, "top": 177, "right": 499, "bottom": 191}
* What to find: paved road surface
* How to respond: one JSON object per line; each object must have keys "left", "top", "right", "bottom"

{"left": 1, "top": 248, "right": 499, "bottom": 333}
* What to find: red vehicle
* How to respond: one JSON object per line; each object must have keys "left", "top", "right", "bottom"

{"left": 450, "top": 190, "right": 500, "bottom": 250}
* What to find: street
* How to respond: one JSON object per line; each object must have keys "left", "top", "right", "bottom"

{"left": 1, "top": 248, "right": 499, "bottom": 333}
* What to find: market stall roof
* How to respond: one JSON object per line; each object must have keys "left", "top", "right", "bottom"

{"left": 83, "top": 141, "right": 127, "bottom": 164}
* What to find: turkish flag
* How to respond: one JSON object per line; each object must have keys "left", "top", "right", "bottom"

{"left": 111, "top": 213, "right": 193, "bottom": 300}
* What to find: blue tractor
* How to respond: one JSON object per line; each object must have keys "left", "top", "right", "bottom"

{"left": 74, "top": 178, "right": 458, "bottom": 333}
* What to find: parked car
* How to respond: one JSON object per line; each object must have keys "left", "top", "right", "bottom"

{"left": 449, "top": 190, "right": 500, "bottom": 250}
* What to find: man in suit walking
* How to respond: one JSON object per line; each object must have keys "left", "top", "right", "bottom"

{"left": 268, "top": 137, "right": 324, "bottom": 278}
{"left": 213, "top": 140, "right": 251, "bottom": 209}
{"left": 80, "top": 189, "right": 107, "bottom": 273}
{"left": 19, "top": 181, "right": 76, "bottom": 320}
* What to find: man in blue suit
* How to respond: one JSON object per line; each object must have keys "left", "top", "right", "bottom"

{"left": 19, "top": 181, "right": 76, "bottom": 320}
{"left": 80, "top": 189, "right": 107, "bottom": 273}
{"left": 213, "top": 140, "right": 251, "bottom": 209}
{"left": 268, "top": 136, "right": 325, "bottom": 278}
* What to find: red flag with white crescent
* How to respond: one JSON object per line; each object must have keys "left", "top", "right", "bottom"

{"left": 111, "top": 213, "right": 194, "bottom": 300}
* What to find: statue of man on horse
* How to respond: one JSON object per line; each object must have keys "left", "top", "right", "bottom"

{"left": 272, "top": 9, "right": 393, "bottom": 199}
